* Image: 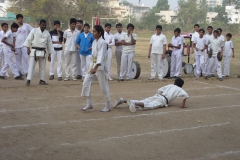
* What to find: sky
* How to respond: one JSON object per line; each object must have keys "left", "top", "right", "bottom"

{"left": 126, "top": 0, "right": 178, "bottom": 10}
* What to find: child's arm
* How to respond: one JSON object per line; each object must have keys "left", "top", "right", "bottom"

{"left": 2, "top": 37, "right": 14, "bottom": 48}
{"left": 148, "top": 44, "right": 152, "bottom": 58}
{"left": 232, "top": 48, "right": 234, "bottom": 58}
{"left": 180, "top": 99, "right": 187, "bottom": 108}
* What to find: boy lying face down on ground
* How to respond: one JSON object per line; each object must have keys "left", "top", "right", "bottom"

{"left": 114, "top": 78, "right": 189, "bottom": 113}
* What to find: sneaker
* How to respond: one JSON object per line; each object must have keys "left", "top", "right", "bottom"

{"left": 19, "top": 71, "right": 23, "bottom": 77}
{"left": 119, "top": 78, "right": 124, "bottom": 81}
{"left": 0, "top": 76, "right": 6, "bottom": 79}
{"left": 126, "top": 78, "right": 132, "bottom": 81}
{"left": 100, "top": 107, "right": 111, "bottom": 112}
{"left": 81, "top": 105, "right": 93, "bottom": 111}
{"left": 49, "top": 75, "right": 54, "bottom": 80}
{"left": 127, "top": 100, "right": 136, "bottom": 113}
{"left": 72, "top": 77, "right": 78, "bottom": 81}
{"left": 15, "top": 76, "right": 24, "bottom": 80}
{"left": 148, "top": 77, "right": 155, "bottom": 80}
{"left": 108, "top": 78, "right": 113, "bottom": 81}
{"left": 64, "top": 78, "right": 69, "bottom": 81}
{"left": 76, "top": 75, "right": 82, "bottom": 79}
{"left": 113, "top": 98, "right": 124, "bottom": 108}
{"left": 26, "top": 80, "right": 30, "bottom": 86}
{"left": 58, "top": 77, "right": 62, "bottom": 81}
{"left": 219, "top": 78, "right": 223, "bottom": 81}
{"left": 222, "top": 75, "right": 226, "bottom": 77}
{"left": 211, "top": 74, "right": 215, "bottom": 77}
{"left": 39, "top": 80, "right": 49, "bottom": 85}
{"left": 159, "top": 77, "right": 163, "bottom": 80}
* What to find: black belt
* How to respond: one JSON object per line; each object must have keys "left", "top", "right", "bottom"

{"left": 161, "top": 95, "right": 168, "bottom": 104}
{"left": 32, "top": 47, "right": 46, "bottom": 61}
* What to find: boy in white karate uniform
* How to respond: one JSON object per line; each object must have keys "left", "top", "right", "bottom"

{"left": 104, "top": 23, "right": 115, "bottom": 81}
{"left": 223, "top": 33, "right": 234, "bottom": 77}
{"left": 148, "top": 25, "right": 167, "bottom": 80}
{"left": 191, "top": 24, "right": 200, "bottom": 54}
{"left": 81, "top": 25, "right": 111, "bottom": 112}
{"left": 114, "top": 78, "right": 189, "bottom": 113}
{"left": 204, "top": 26, "right": 214, "bottom": 77}
{"left": 63, "top": 18, "right": 79, "bottom": 81}
{"left": 15, "top": 14, "right": 33, "bottom": 76}
{"left": 193, "top": 29, "right": 208, "bottom": 79}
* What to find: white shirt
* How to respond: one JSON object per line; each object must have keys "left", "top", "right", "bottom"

{"left": 15, "top": 23, "right": 33, "bottom": 48}
{"left": 0, "top": 30, "right": 4, "bottom": 47}
{"left": 114, "top": 31, "right": 125, "bottom": 52}
{"left": 63, "top": 29, "right": 79, "bottom": 51}
{"left": 209, "top": 37, "right": 224, "bottom": 56}
{"left": 205, "top": 33, "right": 213, "bottom": 51}
{"left": 150, "top": 33, "right": 167, "bottom": 54}
{"left": 194, "top": 36, "right": 208, "bottom": 55}
{"left": 171, "top": 36, "right": 182, "bottom": 54}
{"left": 84, "top": 33, "right": 88, "bottom": 38}
{"left": 157, "top": 84, "right": 189, "bottom": 102}
{"left": 219, "top": 35, "right": 225, "bottom": 42}
{"left": 3, "top": 30, "right": 15, "bottom": 49}
{"left": 191, "top": 31, "right": 199, "bottom": 42}
{"left": 24, "top": 28, "right": 54, "bottom": 57}
{"left": 104, "top": 32, "right": 115, "bottom": 48}
{"left": 224, "top": 40, "right": 234, "bottom": 56}
{"left": 122, "top": 33, "right": 137, "bottom": 53}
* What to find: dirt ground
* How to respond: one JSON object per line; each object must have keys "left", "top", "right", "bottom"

{"left": 0, "top": 33, "right": 240, "bottom": 160}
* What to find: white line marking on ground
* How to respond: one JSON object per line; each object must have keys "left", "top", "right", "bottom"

{"left": 193, "top": 150, "right": 240, "bottom": 160}
{"left": 1, "top": 105, "right": 238, "bottom": 130}
{"left": 195, "top": 81, "right": 240, "bottom": 91}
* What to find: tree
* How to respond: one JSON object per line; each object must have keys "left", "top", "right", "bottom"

{"left": 152, "top": 0, "right": 170, "bottom": 13}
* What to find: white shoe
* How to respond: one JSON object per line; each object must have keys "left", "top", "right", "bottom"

{"left": 159, "top": 77, "right": 163, "bottom": 80}
{"left": 100, "top": 107, "right": 111, "bottom": 112}
{"left": 108, "top": 78, "right": 113, "bottom": 81}
{"left": 222, "top": 75, "right": 226, "bottom": 77}
{"left": 148, "top": 77, "right": 155, "bottom": 80}
{"left": 81, "top": 105, "right": 93, "bottom": 111}
{"left": 127, "top": 100, "right": 136, "bottom": 113}
{"left": 72, "top": 77, "right": 77, "bottom": 81}
{"left": 64, "top": 78, "right": 69, "bottom": 81}
{"left": 138, "top": 106, "right": 144, "bottom": 111}
{"left": 113, "top": 98, "right": 124, "bottom": 108}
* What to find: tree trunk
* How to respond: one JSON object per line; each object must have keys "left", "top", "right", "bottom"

{"left": 47, "top": 16, "right": 52, "bottom": 31}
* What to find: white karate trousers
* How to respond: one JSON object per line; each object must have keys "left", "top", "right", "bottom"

{"left": 27, "top": 56, "right": 46, "bottom": 81}
{"left": 115, "top": 51, "right": 122, "bottom": 78}
{"left": 49, "top": 50, "right": 63, "bottom": 77}
{"left": 206, "top": 56, "right": 222, "bottom": 78}
{"left": 170, "top": 53, "right": 182, "bottom": 77}
{"left": 81, "top": 70, "right": 111, "bottom": 102}
{"left": 76, "top": 50, "right": 82, "bottom": 76}
{"left": 106, "top": 48, "right": 112, "bottom": 79}
{"left": 150, "top": 53, "right": 163, "bottom": 78}
{"left": 223, "top": 56, "right": 231, "bottom": 76}
{"left": 120, "top": 52, "right": 135, "bottom": 79}
{"left": 195, "top": 54, "right": 205, "bottom": 76}
{"left": 0, "top": 48, "right": 3, "bottom": 68}
{"left": 80, "top": 54, "right": 92, "bottom": 77}
{"left": 15, "top": 47, "right": 29, "bottom": 75}
{"left": 0, "top": 49, "right": 19, "bottom": 77}
{"left": 64, "top": 50, "right": 77, "bottom": 79}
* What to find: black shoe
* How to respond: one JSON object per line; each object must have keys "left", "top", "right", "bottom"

{"left": 58, "top": 77, "right": 62, "bottom": 81}
{"left": 15, "top": 76, "right": 24, "bottom": 80}
{"left": 49, "top": 75, "right": 54, "bottom": 80}
{"left": 0, "top": 76, "right": 5, "bottom": 79}
{"left": 26, "top": 80, "right": 30, "bottom": 86}
{"left": 26, "top": 74, "right": 28, "bottom": 77}
{"left": 39, "top": 80, "right": 49, "bottom": 85}
{"left": 174, "top": 76, "right": 179, "bottom": 79}
{"left": 19, "top": 71, "right": 23, "bottom": 76}
{"left": 76, "top": 75, "right": 82, "bottom": 79}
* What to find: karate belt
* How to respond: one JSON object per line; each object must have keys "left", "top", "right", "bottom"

{"left": 161, "top": 95, "right": 169, "bottom": 104}
{"left": 88, "top": 57, "right": 97, "bottom": 74}
{"left": 32, "top": 47, "right": 46, "bottom": 61}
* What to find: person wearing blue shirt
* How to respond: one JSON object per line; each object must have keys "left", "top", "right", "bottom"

{"left": 76, "top": 23, "right": 94, "bottom": 78}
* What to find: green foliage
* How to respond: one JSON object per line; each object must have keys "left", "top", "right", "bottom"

{"left": 152, "top": 0, "right": 170, "bottom": 13}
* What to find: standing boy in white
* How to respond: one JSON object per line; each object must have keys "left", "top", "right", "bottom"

{"left": 193, "top": 29, "right": 208, "bottom": 79}
{"left": 104, "top": 23, "right": 115, "bottom": 81}
{"left": 0, "top": 24, "right": 9, "bottom": 77}
{"left": 223, "top": 33, "right": 234, "bottom": 77}
{"left": 24, "top": 20, "right": 54, "bottom": 86}
{"left": 191, "top": 24, "right": 200, "bottom": 54}
{"left": 120, "top": 23, "right": 137, "bottom": 81}
{"left": 48, "top": 21, "right": 64, "bottom": 81}
{"left": 63, "top": 18, "right": 79, "bottom": 81}
{"left": 15, "top": 14, "right": 33, "bottom": 76}
{"left": 114, "top": 23, "right": 125, "bottom": 80}
{"left": 0, "top": 23, "right": 23, "bottom": 80}
{"left": 205, "top": 26, "right": 214, "bottom": 77}
{"left": 148, "top": 25, "right": 167, "bottom": 80}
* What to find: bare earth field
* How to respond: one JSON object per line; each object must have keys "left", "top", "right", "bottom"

{"left": 0, "top": 32, "right": 240, "bottom": 160}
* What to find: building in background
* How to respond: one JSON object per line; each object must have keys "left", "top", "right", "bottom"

{"left": 197, "top": 0, "right": 223, "bottom": 8}
{"left": 0, "top": 0, "right": 15, "bottom": 21}
{"left": 225, "top": 5, "right": 240, "bottom": 24}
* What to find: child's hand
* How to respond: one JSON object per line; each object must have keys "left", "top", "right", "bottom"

{"left": 48, "top": 55, "right": 51, "bottom": 62}
{"left": 148, "top": 53, "right": 150, "bottom": 58}
{"left": 90, "top": 69, "right": 96, "bottom": 74}
{"left": 232, "top": 55, "right": 235, "bottom": 58}
{"left": 162, "top": 54, "right": 166, "bottom": 59}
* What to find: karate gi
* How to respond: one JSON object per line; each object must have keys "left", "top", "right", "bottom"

{"left": 0, "top": 30, "right": 21, "bottom": 77}
{"left": 114, "top": 31, "right": 125, "bottom": 78}
{"left": 49, "top": 29, "right": 64, "bottom": 78}
{"left": 204, "top": 33, "right": 214, "bottom": 75}
{"left": 15, "top": 23, "right": 33, "bottom": 75}
{"left": 104, "top": 32, "right": 115, "bottom": 79}
{"left": 24, "top": 27, "right": 54, "bottom": 81}
{"left": 81, "top": 37, "right": 111, "bottom": 103}
{"left": 0, "top": 31, "right": 4, "bottom": 69}
{"left": 120, "top": 33, "right": 137, "bottom": 80}
{"left": 223, "top": 40, "right": 234, "bottom": 76}
{"left": 170, "top": 36, "right": 182, "bottom": 77}
{"left": 194, "top": 36, "right": 208, "bottom": 76}
{"left": 150, "top": 33, "right": 167, "bottom": 78}
{"left": 131, "top": 84, "right": 189, "bottom": 110}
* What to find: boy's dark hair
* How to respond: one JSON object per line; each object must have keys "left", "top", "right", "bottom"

{"left": 70, "top": 18, "right": 77, "bottom": 24}
{"left": 54, "top": 20, "right": 60, "bottom": 25}
{"left": 156, "top": 25, "right": 162, "bottom": 30}
{"left": 11, "top": 22, "right": 19, "bottom": 29}
{"left": 226, "top": 33, "right": 232, "bottom": 38}
{"left": 199, "top": 29, "right": 205, "bottom": 33}
{"left": 175, "top": 78, "right": 184, "bottom": 88}
{"left": 217, "top": 28, "right": 222, "bottom": 32}
{"left": 105, "top": 23, "right": 111, "bottom": 28}
{"left": 16, "top": 14, "right": 23, "bottom": 19}
{"left": 116, "top": 23, "right": 122, "bottom": 28}
{"left": 1, "top": 23, "right": 8, "bottom": 27}
{"left": 176, "top": 27, "right": 181, "bottom": 33}
{"left": 127, "top": 23, "right": 134, "bottom": 29}
{"left": 174, "top": 28, "right": 180, "bottom": 33}
{"left": 213, "top": 30, "right": 219, "bottom": 34}
{"left": 194, "top": 24, "right": 199, "bottom": 28}
{"left": 84, "top": 23, "right": 90, "bottom": 28}
{"left": 207, "top": 26, "right": 213, "bottom": 30}
{"left": 39, "top": 19, "right": 46, "bottom": 24}
{"left": 77, "top": 20, "right": 83, "bottom": 24}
